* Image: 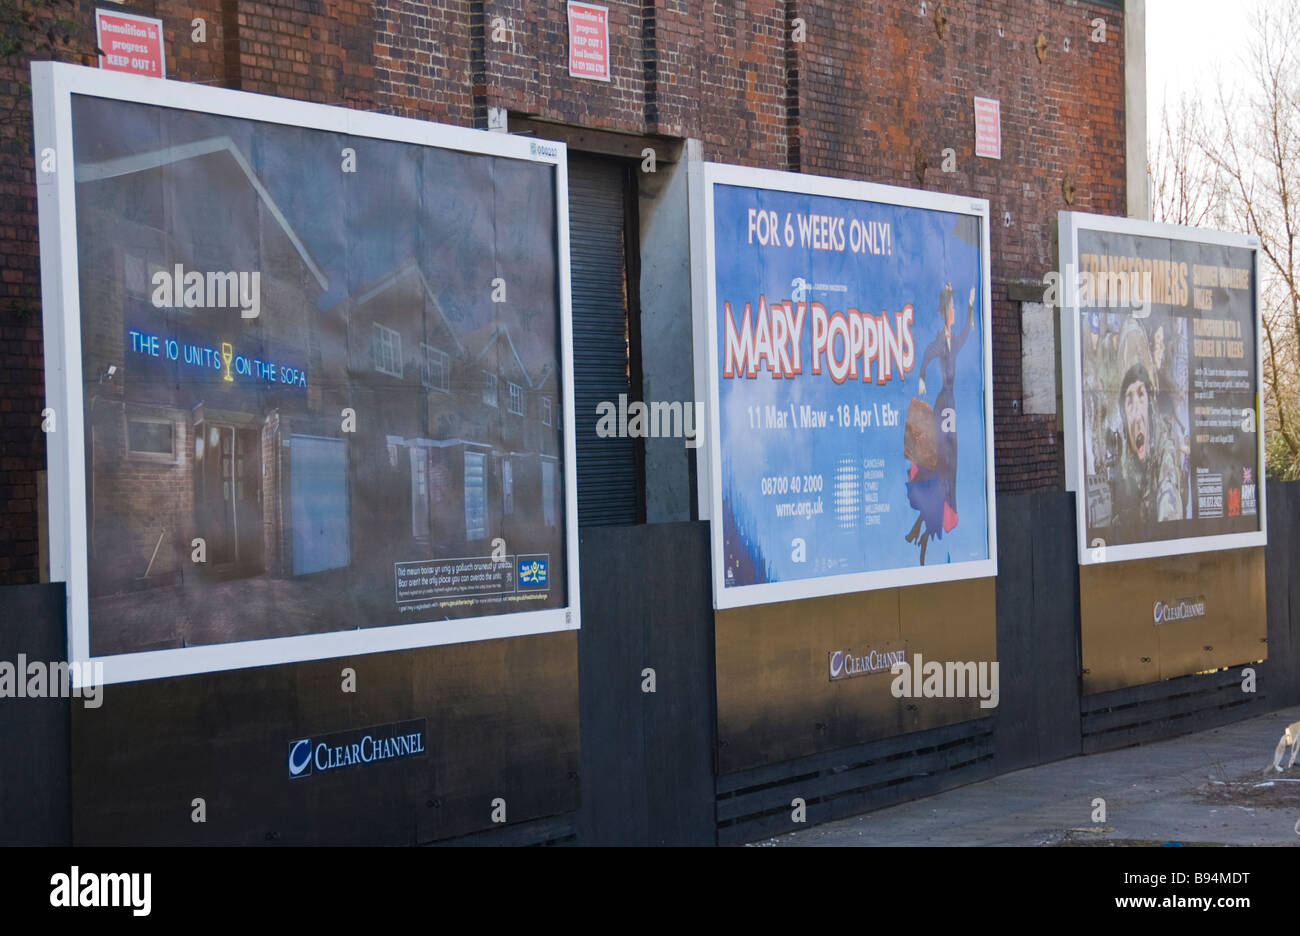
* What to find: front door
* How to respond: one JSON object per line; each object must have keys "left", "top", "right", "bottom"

{"left": 411, "top": 446, "right": 430, "bottom": 546}
{"left": 196, "top": 421, "right": 263, "bottom": 573}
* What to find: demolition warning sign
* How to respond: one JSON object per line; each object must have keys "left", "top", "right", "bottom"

{"left": 95, "top": 9, "right": 166, "bottom": 78}
{"left": 568, "top": 2, "right": 610, "bottom": 81}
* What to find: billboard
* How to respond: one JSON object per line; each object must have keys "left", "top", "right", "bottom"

{"left": 1059, "top": 212, "right": 1266, "bottom": 565}
{"left": 691, "top": 163, "right": 996, "bottom": 608}
{"left": 32, "top": 63, "right": 580, "bottom": 684}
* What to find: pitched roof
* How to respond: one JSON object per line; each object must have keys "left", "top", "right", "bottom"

{"left": 469, "top": 322, "right": 532, "bottom": 388}
{"left": 75, "top": 135, "right": 329, "bottom": 290}
{"left": 344, "top": 258, "right": 465, "bottom": 354}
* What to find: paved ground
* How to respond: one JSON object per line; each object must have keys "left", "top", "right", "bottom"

{"left": 765, "top": 704, "right": 1300, "bottom": 846}
{"left": 89, "top": 570, "right": 378, "bottom": 655}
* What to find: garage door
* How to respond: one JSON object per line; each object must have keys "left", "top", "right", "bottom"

{"left": 289, "top": 435, "right": 351, "bottom": 575}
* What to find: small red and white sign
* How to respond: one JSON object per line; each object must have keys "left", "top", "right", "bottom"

{"left": 568, "top": 2, "right": 610, "bottom": 82}
{"left": 95, "top": 9, "right": 166, "bottom": 78}
{"left": 973, "top": 96, "right": 1001, "bottom": 159}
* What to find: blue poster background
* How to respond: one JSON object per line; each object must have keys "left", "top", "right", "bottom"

{"left": 713, "top": 183, "right": 990, "bottom": 588}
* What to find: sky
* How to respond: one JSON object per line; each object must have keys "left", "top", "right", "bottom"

{"left": 1145, "top": 0, "right": 1268, "bottom": 129}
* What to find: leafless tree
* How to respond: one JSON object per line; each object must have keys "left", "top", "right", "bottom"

{"left": 1149, "top": 93, "right": 1222, "bottom": 229}
{"left": 1155, "top": 3, "right": 1300, "bottom": 479}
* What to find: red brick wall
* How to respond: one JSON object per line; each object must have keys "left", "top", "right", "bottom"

{"left": 0, "top": 0, "right": 94, "bottom": 586}
{"left": 0, "top": 0, "right": 1127, "bottom": 584}
{"left": 86, "top": 401, "right": 193, "bottom": 594}
{"left": 789, "top": 0, "right": 1126, "bottom": 489}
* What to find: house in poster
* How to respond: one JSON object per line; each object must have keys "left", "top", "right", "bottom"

{"left": 73, "top": 132, "right": 336, "bottom": 607}
{"left": 332, "top": 259, "right": 564, "bottom": 590}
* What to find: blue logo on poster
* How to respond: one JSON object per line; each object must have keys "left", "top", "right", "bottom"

{"left": 288, "top": 739, "right": 313, "bottom": 778}
{"left": 519, "top": 557, "right": 549, "bottom": 588}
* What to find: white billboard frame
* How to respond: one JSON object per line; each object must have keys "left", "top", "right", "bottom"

{"left": 32, "top": 61, "right": 582, "bottom": 685}
{"left": 690, "top": 162, "right": 998, "bottom": 609}
{"left": 1058, "top": 210, "right": 1267, "bottom": 566}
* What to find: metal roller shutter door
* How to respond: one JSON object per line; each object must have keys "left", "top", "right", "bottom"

{"left": 567, "top": 154, "right": 640, "bottom": 526}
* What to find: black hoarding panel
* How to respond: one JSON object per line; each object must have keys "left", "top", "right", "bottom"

{"left": 69, "top": 633, "right": 579, "bottom": 845}
{"left": 0, "top": 584, "right": 71, "bottom": 845}
{"left": 1271, "top": 482, "right": 1300, "bottom": 707}
{"left": 577, "top": 522, "right": 716, "bottom": 844}
{"left": 992, "top": 494, "right": 1037, "bottom": 771}
{"left": 1029, "top": 492, "right": 1084, "bottom": 763}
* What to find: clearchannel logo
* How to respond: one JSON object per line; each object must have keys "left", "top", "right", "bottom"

{"left": 288, "top": 719, "right": 427, "bottom": 779}
{"left": 1153, "top": 596, "right": 1207, "bottom": 624}
{"left": 828, "top": 647, "right": 907, "bottom": 681}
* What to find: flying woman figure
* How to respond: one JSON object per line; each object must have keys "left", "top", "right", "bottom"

{"left": 905, "top": 282, "right": 976, "bottom": 565}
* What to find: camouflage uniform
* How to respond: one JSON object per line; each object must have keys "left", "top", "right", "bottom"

{"left": 1114, "top": 399, "right": 1184, "bottom": 536}
{"left": 1083, "top": 323, "right": 1123, "bottom": 477}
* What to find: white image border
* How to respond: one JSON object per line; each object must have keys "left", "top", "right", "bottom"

{"left": 1058, "top": 209, "right": 1267, "bottom": 566}
{"left": 690, "top": 161, "right": 998, "bottom": 610}
{"left": 32, "top": 62, "right": 581, "bottom": 685}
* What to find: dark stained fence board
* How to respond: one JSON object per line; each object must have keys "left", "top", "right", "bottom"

{"left": 717, "top": 756, "right": 996, "bottom": 846}
{"left": 1029, "top": 493, "right": 1084, "bottom": 764}
{"left": 1260, "top": 482, "right": 1289, "bottom": 706}
{"left": 1082, "top": 681, "right": 1261, "bottom": 733}
{"left": 430, "top": 812, "right": 576, "bottom": 846}
{"left": 1083, "top": 665, "right": 1246, "bottom": 707}
{"left": 716, "top": 729, "right": 994, "bottom": 823}
{"left": 992, "top": 494, "right": 1038, "bottom": 771}
{"left": 715, "top": 720, "right": 996, "bottom": 845}
{"left": 1279, "top": 483, "right": 1300, "bottom": 707}
{"left": 575, "top": 524, "right": 651, "bottom": 843}
{"left": 0, "top": 583, "right": 71, "bottom": 845}
{"left": 70, "top": 632, "right": 580, "bottom": 846}
{"left": 1081, "top": 667, "right": 1271, "bottom": 754}
{"left": 577, "top": 521, "right": 716, "bottom": 844}
{"left": 717, "top": 715, "right": 994, "bottom": 795}
{"left": 1081, "top": 701, "right": 1265, "bottom": 754}
{"left": 639, "top": 523, "right": 718, "bottom": 845}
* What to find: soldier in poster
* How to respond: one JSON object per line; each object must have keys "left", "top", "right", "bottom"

{"left": 1112, "top": 360, "right": 1185, "bottom": 538}
{"left": 1078, "top": 285, "right": 1192, "bottom": 542}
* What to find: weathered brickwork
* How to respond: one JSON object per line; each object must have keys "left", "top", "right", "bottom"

{"left": 0, "top": 0, "right": 1126, "bottom": 583}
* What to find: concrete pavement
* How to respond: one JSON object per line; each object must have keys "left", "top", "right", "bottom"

{"left": 765, "top": 704, "right": 1300, "bottom": 846}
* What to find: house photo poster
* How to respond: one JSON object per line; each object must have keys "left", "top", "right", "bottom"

{"left": 33, "top": 63, "right": 580, "bottom": 683}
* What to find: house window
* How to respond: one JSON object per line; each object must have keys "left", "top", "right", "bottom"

{"left": 127, "top": 418, "right": 175, "bottom": 460}
{"left": 483, "top": 371, "right": 498, "bottom": 407}
{"left": 124, "top": 251, "right": 148, "bottom": 298}
{"left": 464, "top": 451, "right": 488, "bottom": 540}
{"left": 372, "top": 323, "right": 402, "bottom": 377}
{"left": 508, "top": 381, "right": 524, "bottom": 416}
{"left": 421, "top": 344, "right": 449, "bottom": 392}
{"left": 411, "top": 448, "right": 430, "bottom": 540}
{"left": 503, "top": 459, "right": 514, "bottom": 515}
{"left": 541, "top": 396, "right": 552, "bottom": 427}
{"left": 542, "top": 460, "right": 557, "bottom": 527}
